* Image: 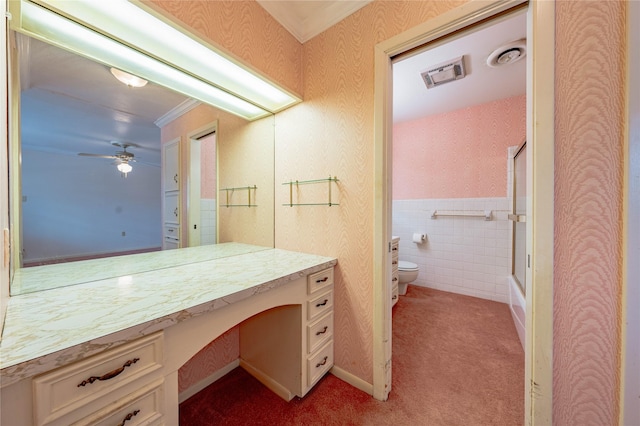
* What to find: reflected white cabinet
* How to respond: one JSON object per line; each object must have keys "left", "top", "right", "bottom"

{"left": 163, "top": 141, "right": 180, "bottom": 192}
{"left": 162, "top": 139, "right": 180, "bottom": 249}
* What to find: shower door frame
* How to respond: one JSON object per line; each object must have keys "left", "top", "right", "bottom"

{"left": 510, "top": 140, "right": 527, "bottom": 294}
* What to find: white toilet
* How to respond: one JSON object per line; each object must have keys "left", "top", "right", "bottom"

{"left": 397, "top": 260, "right": 419, "bottom": 295}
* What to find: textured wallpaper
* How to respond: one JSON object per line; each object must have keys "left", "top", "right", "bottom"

{"left": 216, "top": 113, "right": 275, "bottom": 247}
{"left": 554, "top": 1, "right": 626, "bottom": 424}
{"left": 178, "top": 328, "right": 239, "bottom": 393}
{"left": 393, "top": 95, "right": 525, "bottom": 199}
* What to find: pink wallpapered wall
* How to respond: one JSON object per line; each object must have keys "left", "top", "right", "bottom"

{"left": 178, "top": 328, "right": 239, "bottom": 393}
{"left": 393, "top": 95, "right": 525, "bottom": 200}
{"left": 553, "top": 1, "right": 626, "bottom": 424}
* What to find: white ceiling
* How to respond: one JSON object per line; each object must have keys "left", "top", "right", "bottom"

{"left": 256, "top": 0, "right": 372, "bottom": 43}
{"left": 392, "top": 12, "right": 526, "bottom": 123}
{"left": 20, "top": 35, "right": 188, "bottom": 165}
{"left": 19, "top": 4, "right": 525, "bottom": 161}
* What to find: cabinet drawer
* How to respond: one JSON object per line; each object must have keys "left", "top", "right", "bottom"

{"left": 163, "top": 237, "right": 179, "bottom": 250}
{"left": 307, "top": 341, "right": 333, "bottom": 389}
{"left": 307, "top": 290, "right": 333, "bottom": 322}
{"left": 392, "top": 285, "right": 399, "bottom": 307}
{"left": 307, "top": 312, "right": 333, "bottom": 354}
{"left": 307, "top": 268, "right": 334, "bottom": 294}
{"left": 34, "top": 333, "right": 163, "bottom": 426}
{"left": 164, "top": 224, "right": 179, "bottom": 239}
{"left": 72, "top": 379, "right": 164, "bottom": 426}
{"left": 392, "top": 244, "right": 399, "bottom": 261}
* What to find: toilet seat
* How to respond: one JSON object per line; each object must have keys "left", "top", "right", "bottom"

{"left": 398, "top": 260, "right": 418, "bottom": 271}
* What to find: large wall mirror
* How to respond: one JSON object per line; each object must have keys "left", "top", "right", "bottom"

{"left": 9, "top": 28, "right": 276, "bottom": 295}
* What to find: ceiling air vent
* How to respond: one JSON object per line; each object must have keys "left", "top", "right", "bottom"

{"left": 420, "top": 56, "right": 466, "bottom": 89}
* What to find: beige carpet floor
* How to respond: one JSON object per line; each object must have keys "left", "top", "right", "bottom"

{"left": 180, "top": 286, "right": 524, "bottom": 425}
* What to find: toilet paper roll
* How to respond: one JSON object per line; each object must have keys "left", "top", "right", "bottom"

{"left": 412, "top": 233, "right": 426, "bottom": 243}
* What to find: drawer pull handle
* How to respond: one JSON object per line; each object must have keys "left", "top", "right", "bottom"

{"left": 316, "top": 356, "right": 328, "bottom": 368}
{"left": 315, "top": 277, "right": 329, "bottom": 283}
{"left": 174, "top": 174, "right": 178, "bottom": 183}
{"left": 77, "top": 358, "right": 140, "bottom": 387}
{"left": 117, "top": 409, "right": 140, "bottom": 426}
{"left": 392, "top": 295, "right": 398, "bottom": 300}
{"left": 316, "top": 326, "right": 328, "bottom": 335}
{"left": 315, "top": 299, "right": 329, "bottom": 307}
{"left": 174, "top": 207, "right": 178, "bottom": 217}
{"left": 392, "top": 260, "right": 397, "bottom": 265}
{"left": 392, "top": 277, "right": 398, "bottom": 282}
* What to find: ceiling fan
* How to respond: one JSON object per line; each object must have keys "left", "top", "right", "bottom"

{"left": 78, "top": 142, "right": 138, "bottom": 176}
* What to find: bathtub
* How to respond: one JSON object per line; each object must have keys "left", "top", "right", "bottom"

{"left": 508, "top": 275, "right": 525, "bottom": 350}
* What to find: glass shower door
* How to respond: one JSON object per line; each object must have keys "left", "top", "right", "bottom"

{"left": 510, "top": 142, "right": 527, "bottom": 294}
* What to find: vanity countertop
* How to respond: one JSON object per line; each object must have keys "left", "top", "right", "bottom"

{"left": 0, "top": 244, "right": 337, "bottom": 387}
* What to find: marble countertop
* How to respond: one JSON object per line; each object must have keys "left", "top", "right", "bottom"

{"left": 0, "top": 244, "right": 337, "bottom": 387}
{"left": 11, "top": 242, "right": 271, "bottom": 295}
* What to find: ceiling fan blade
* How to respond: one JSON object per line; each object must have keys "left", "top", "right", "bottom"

{"left": 78, "top": 153, "right": 117, "bottom": 159}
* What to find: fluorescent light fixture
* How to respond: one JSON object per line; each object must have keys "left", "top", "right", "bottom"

{"left": 110, "top": 68, "right": 148, "bottom": 88}
{"left": 14, "top": 0, "right": 300, "bottom": 116}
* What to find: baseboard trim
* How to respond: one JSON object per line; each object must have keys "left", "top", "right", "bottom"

{"left": 239, "top": 359, "right": 294, "bottom": 401}
{"left": 330, "top": 365, "right": 373, "bottom": 395}
{"left": 178, "top": 359, "right": 239, "bottom": 404}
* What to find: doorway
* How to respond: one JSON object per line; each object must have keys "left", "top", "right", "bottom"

{"left": 188, "top": 123, "right": 218, "bottom": 247}
{"left": 373, "top": 1, "right": 555, "bottom": 424}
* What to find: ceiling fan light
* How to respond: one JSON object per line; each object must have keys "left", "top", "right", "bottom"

{"left": 117, "top": 162, "right": 133, "bottom": 174}
{"left": 110, "top": 67, "right": 148, "bottom": 88}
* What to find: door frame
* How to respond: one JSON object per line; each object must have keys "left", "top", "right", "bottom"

{"left": 622, "top": 0, "right": 640, "bottom": 423}
{"left": 372, "top": 1, "right": 555, "bottom": 424}
{"left": 187, "top": 121, "right": 218, "bottom": 247}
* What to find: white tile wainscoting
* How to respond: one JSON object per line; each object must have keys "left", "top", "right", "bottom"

{"left": 392, "top": 197, "right": 511, "bottom": 303}
{"left": 201, "top": 198, "right": 217, "bottom": 245}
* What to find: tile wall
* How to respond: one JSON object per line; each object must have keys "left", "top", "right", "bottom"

{"left": 392, "top": 197, "right": 511, "bottom": 303}
{"left": 200, "top": 198, "right": 216, "bottom": 245}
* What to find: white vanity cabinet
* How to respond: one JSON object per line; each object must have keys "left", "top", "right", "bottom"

{"left": 391, "top": 239, "right": 399, "bottom": 307}
{"left": 32, "top": 333, "right": 164, "bottom": 426}
{"left": 238, "top": 267, "right": 334, "bottom": 400}
{"left": 0, "top": 248, "right": 338, "bottom": 425}
{"left": 305, "top": 268, "right": 334, "bottom": 391}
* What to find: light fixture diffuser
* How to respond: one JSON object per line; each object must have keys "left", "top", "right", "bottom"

{"left": 110, "top": 68, "right": 148, "bottom": 88}
{"left": 117, "top": 162, "right": 132, "bottom": 175}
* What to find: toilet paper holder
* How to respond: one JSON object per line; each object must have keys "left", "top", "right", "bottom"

{"left": 412, "top": 233, "right": 426, "bottom": 243}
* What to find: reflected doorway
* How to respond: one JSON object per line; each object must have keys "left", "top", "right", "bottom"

{"left": 188, "top": 125, "right": 217, "bottom": 247}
